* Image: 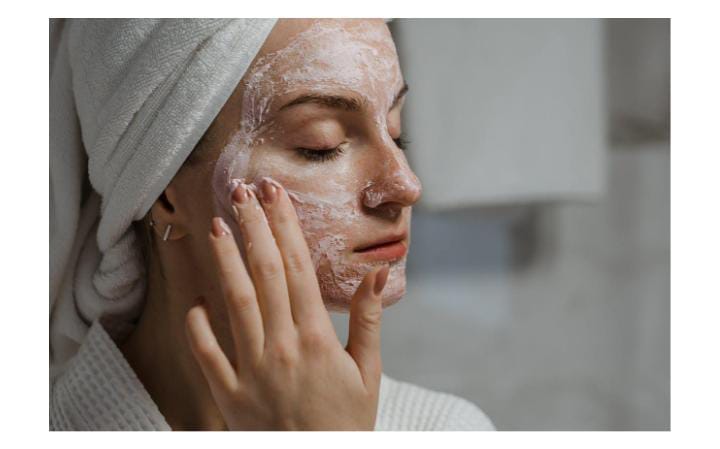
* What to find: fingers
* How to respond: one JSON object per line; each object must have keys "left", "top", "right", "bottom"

{"left": 231, "top": 182, "right": 295, "bottom": 341}
{"left": 209, "top": 217, "right": 264, "bottom": 364}
{"left": 185, "top": 298, "right": 239, "bottom": 395}
{"left": 256, "top": 177, "right": 331, "bottom": 329}
{"left": 346, "top": 264, "right": 389, "bottom": 388}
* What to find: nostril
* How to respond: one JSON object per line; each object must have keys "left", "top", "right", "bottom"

{"left": 368, "top": 202, "right": 402, "bottom": 221}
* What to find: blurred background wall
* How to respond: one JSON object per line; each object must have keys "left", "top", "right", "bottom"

{"left": 331, "top": 19, "right": 669, "bottom": 430}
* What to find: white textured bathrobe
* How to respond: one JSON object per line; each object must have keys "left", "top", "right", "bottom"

{"left": 50, "top": 319, "right": 495, "bottom": 430}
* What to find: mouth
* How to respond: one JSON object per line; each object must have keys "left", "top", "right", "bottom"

{"left": 353, "top": 232, "right": 409, "bottom": 261}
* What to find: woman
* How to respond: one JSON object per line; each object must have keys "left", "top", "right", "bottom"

{"left": 49, "top": 18, "right": 494, "bottom": 431}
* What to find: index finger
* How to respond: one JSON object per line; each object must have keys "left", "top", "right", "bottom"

{"left": 231, "top": 182, "right": 295, "bottom": 341}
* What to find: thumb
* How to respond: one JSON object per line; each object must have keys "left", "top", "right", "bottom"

{"left": 346, "top": 264, "right": 390, "bottom": 387}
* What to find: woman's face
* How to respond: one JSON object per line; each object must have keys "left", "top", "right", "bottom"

{"left": 180, "top": 19, "right": 421, "bottom": 311}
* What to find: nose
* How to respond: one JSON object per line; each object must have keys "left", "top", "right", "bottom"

{"left": 362, "top": 145, "right": 422, "bottom": 215}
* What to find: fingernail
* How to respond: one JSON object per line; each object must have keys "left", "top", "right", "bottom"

{"left": 211, "top": 217, "right": 231, "bottom": 237}
{"left": 232, "top": 183, "right": 250, "bottom": 204}
{"left": 229, "top": 178, "right": 243, "bottom": 196}
{"left": 373, "top": 265, "right": 390, "bottom": 296}
{"left": 260, "top": 177, "right": 277, "bottom": 204}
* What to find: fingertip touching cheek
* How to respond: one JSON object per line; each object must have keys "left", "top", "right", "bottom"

{"left": 211, "top": 19, "right": 422, "bottom": 311}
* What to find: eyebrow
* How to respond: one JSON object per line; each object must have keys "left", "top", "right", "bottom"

{"left": 278, "top": 82, "right": 409, "bottom": 113}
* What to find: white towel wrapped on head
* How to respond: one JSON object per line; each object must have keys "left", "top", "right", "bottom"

{"left": 49, "top": 18, "right": 278, "bottom": 383}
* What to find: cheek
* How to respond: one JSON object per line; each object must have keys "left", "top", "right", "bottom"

{"left": 284, "top": 181, "right": 358, "bottom": 273}
{"left": 289, "top": 186, "right": 408, "bottom": 311}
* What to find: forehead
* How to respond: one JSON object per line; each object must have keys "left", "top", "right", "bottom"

{"left": 244, "top": 19, "right": 402, "bottom": 94}
{"left": 235, "top": 19, "right": 404, "bottom": 133}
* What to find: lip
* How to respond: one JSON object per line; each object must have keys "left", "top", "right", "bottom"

{"left": 353, "top": 232, "right": 409, "bottom": 261}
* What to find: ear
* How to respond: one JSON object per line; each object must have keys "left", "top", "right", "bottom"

{"left": 148, "top": 183, "right": 189, "bottom": 242}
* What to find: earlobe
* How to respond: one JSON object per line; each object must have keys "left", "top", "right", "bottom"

{"left": 148, "top": 189, "right": 188, "bottom": 241}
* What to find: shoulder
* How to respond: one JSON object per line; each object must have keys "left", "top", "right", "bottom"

{"left": 50, "top": 320, "right": 170, "bottom": 431}
{"left": 376, "top": 373, "right": 495, "bottom": 431}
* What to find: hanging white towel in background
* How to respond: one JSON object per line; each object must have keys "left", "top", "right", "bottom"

{"left": 391, "top": 19, "right": 607, "bottom": 209}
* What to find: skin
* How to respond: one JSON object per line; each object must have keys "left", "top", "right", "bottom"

{"left": 119, "top": 19, "right": 422, "bottom": 430}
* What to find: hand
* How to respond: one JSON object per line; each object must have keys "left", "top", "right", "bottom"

{"left": 184, "top": 177, "right": 390, "bottom": 430}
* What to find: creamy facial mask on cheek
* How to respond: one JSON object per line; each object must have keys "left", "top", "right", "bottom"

{"left": 211, "top": 20, "right": 409, "bottom": 309}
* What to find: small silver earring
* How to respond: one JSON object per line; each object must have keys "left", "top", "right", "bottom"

{"left": 162, "top": 224, "right": 172, "bottom": 241}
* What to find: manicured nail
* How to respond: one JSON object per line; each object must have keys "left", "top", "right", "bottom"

{"left": 229, "top": 178, "right": 243, "bottom": 196}
{"left": 260, "top": 177, "right": 277, "bottom": 204}
{"left": 373, "top": 265, "right": 390, "bottom": 295}
{"left": 232, "top": 183, "right": 250, "bottom": 204}
{"left": 211, "top": 217, "right": 231, "bottom": 237}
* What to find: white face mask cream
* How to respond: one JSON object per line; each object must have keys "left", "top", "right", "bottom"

{"left": 210, "top": 19, "right": 421, "bottom": 310}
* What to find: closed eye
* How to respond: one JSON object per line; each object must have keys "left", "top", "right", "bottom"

{"left": 296, "top": 144, "right": 347, "bottom": 162}
{"left": 296, "top": 134, "right": 409, "bottom": 164}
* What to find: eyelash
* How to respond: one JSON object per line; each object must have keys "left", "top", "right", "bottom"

{"left": 297, "top": 135, "right": 409, "bottom": 163}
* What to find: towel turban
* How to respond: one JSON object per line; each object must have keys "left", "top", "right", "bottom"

{"left": 49, "top": 18, "right": 278, "bottom": 383}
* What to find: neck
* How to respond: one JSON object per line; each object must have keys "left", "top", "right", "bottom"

{"left": 119, "top": 266, "right": 228, "bottom": 431}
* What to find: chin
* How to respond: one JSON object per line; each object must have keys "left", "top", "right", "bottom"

{"left": 317, "top": 251, "right": 410, "bottom": 313}
{"left": 321, "top": 265, "right": 407, "bottom": 313}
